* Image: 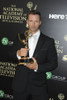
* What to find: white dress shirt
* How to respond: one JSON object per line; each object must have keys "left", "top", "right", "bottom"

{"left": 28, "top": 30, "right": 40, "bottom": 58}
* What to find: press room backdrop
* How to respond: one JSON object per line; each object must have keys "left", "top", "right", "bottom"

{"left": 0, "top": 0, "right": 67, "bottom": 100}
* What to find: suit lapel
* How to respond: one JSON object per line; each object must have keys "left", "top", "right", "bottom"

{"left": 33, "top": 33, "right": 45, "bottom": 58}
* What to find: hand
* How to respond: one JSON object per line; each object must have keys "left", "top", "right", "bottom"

{"left": 17, "top": 48, "right": 29, "bottom": 57}
{"left": 25, "top": 57, "right": 38, "bottom": 70}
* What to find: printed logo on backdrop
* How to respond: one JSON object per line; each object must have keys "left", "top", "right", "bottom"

{"left": 51, "top": 74, "right": 67, "bottom": 82}
{"left": 49, "top": 14, "right": 67, "bottom": 20}
{"left": 46, "top": 72, "right": 52, "bottom": 79}
{"left": 62, "top": 35, "right": 67, "bottom": 62}
{"left": 55, "top": 40, "right": 63, "bottom": 56}
{"left": 27, "top": 1, "right": 37, "bottom": 11}
{"left": 0, "top": 90, "right": 13, "bottom": 99}
{"left": 0, "top": 90, "right": 5, "bottom": 98}
{"left": 55, "top": 37, "right": 67, "bottom": 62}
{"left": 1, "top": 37, "right": 14, "bottom": 46}
{"left": 62, "top": 55, "right": 67, "bottom": 62}
{"left": 64, "top": 35, "right": 67, "bottom": 41}
{"left": 58, "top": 93, "right": 65, "bottom": 100}
{"left": 1, "top": 37, "right": 8, "bottom": 45}
{"left": 0, "top": 62, "right": 16, "bottom": 77}
{"left": 0, "top": 1, "right": 37, "bottom": 24}
{"left": 49, "top": 94, "right": 65, "bottom": 100}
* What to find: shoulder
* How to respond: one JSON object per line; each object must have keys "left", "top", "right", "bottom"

{"left": 40, "top": 32, "right": 54, "bottom": 43}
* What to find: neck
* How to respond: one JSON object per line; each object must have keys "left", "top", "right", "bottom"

{"left": 29, "top": 29, "right": 39, "bottom": 34}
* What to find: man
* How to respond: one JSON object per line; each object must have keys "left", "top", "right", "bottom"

{"left": 9, "top": 10, "right": 58, "bottom": 100}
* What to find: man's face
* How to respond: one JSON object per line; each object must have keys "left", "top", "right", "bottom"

{"left": 27, "top": 14, "right": 41, "bottom": 34}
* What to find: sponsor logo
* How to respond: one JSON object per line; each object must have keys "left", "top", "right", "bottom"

{"left": 46, "top": 72, "right": 52, "bottom": 79}
{"left": 0, "top": 90, "right": 5, "bottom": 98}
{"left": 0, "top": 90, "right": 13, "bottom": 99}
{"left": 1, "top": 37, "right": 8, "bottom": 45}
{"left": 1, "top": 37, "right": 14, "bottom": 46}
{"left": 49, "top": 14, "right": 67, "bottom": 20}
{"left": 51, "top": 75, "right": 66, "bottom": 82}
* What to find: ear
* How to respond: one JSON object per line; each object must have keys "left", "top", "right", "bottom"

{"left": 40, "top": 21, "right": 42, "bottom": 25}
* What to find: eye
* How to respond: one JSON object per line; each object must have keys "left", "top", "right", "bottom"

{"left": 35, "top": 21, "right": 39, "bottom": 23}
{"left": 29, "top": 20, "right": 32, "bottom": 22}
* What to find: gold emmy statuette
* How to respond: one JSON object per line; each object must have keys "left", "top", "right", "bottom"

{"left": 18, "top": 30, "right": 34, "bottom": 65}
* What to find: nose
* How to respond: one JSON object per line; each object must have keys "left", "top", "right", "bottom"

{"left": 32, "top": 22, "right": 35, "bottom": 26}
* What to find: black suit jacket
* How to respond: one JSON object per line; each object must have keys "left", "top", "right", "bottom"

{"left": 9, "top": 33, "right": 58, "bottom": 94}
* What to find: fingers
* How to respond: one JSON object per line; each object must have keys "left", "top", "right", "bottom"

{"left": 18, "top": 48, "right": 30, "bottom": 57}
{"left": 26, "top": 63, "right": 33, "bottom": 69}
{"left": 32, "top": 57, "right": 36, "bottom": 63}
{"left": 20, "top": 48, "right": 30, "bottom": 51}
{"left": 25, "top": 57, "right": 38, "bottom": 70}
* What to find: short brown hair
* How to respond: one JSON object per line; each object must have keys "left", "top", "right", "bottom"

{"left": 27, "top": 10, "right": 41, "bottom": 20}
